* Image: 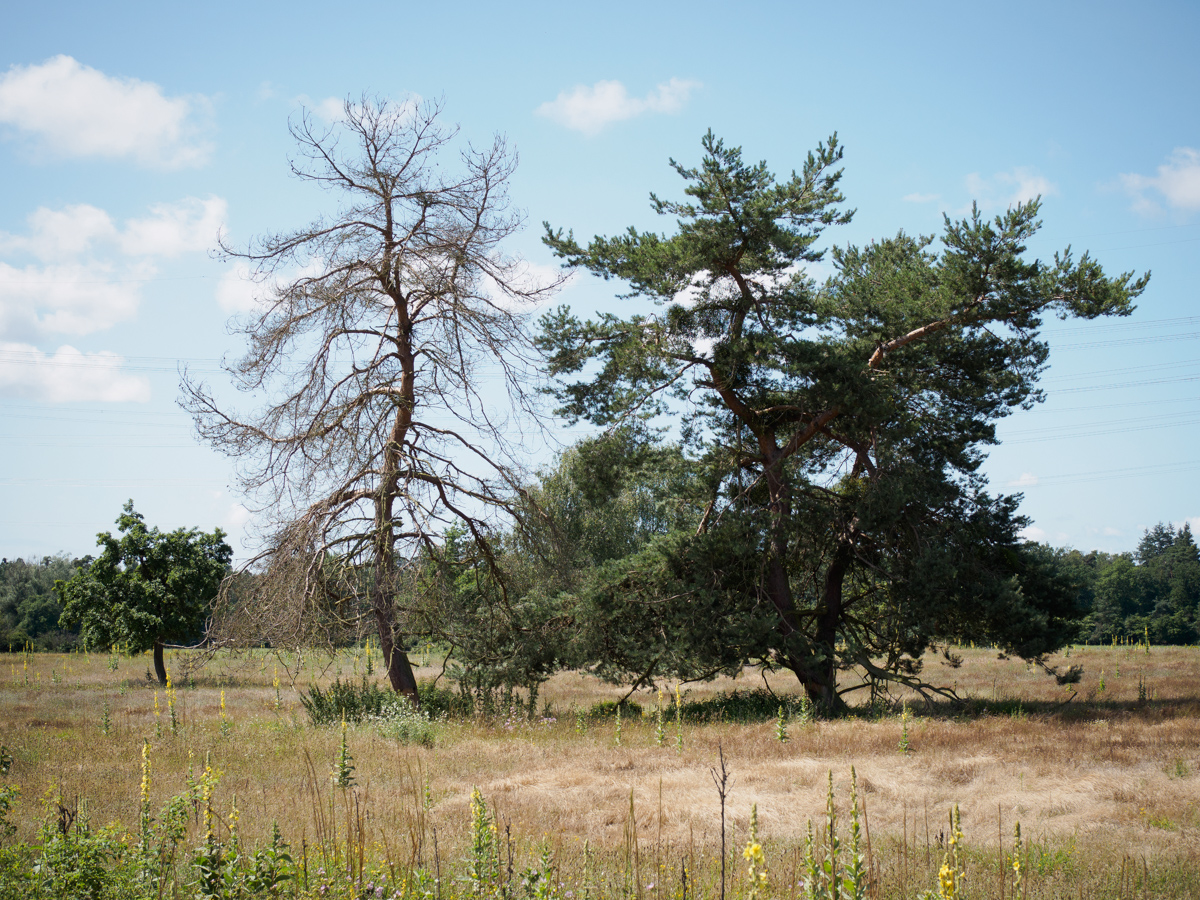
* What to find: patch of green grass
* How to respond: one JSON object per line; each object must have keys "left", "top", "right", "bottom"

{"left": 586, "top": 698, "right": 643, "bottom": 719}
{"left": 679, "top": 688, "right": 803, "bottom": 723}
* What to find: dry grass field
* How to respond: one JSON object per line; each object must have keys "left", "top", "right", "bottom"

{"left": 1, "top": 642, "right": 1198, "bottom": 898}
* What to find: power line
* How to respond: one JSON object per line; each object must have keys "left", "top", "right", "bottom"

{"left": 1005, "top": 418, "right": 1200, "bottom": 444}
{"left": 1004, "top": 408, "right": 1200, "bottom": 435}
{"left": 0, "top": 477, "right": 226, "bottom": 487}
{"left": 1005, "top": 459, "right": 1200, "bottom": 488}
{"left": 1055, "top": 331, "right": 1200, "bottom": 351}
{"left": 1008, "top": 395, "right": 1200, "bottom": 414}
{"left": 1043, "top": 314, "right": 1200, "bottom": 337}
{"left": 1043, "top": 358, "right": 1200, "bottom": 384}
{"left": 1053, "top": 373, "right": 1200, "bottom": 393}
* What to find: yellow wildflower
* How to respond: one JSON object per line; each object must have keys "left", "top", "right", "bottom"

{"left": 938, "top": 863, "right": 956, "bottom": 899}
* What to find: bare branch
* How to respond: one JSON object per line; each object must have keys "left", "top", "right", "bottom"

{"left": 182, "top": 98, "right": 561, "bottom": 700}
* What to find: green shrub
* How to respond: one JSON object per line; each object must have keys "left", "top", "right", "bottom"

{"left": 417, "top": 680, "right": 473, "bottom": 718}
{"left": 680, "top": 688, "right": 809, "bottom": 723}
{"left": 300, "top": 676, "right": 399, "bottom": 725}
{"left": 301, "top": 676, "right": 466, "bottom": 726}
{"left": 34, "top": 819, "right": 132, "bottom": 900}
{"left": 587, "top": 699, "right": 643, "bottom": 719}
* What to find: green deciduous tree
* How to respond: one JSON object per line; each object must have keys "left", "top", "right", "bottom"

{"left": 56, "top": 502, "right": 231, "bottom": 683}
{"left": 539, "top": 131, "right": 1148, "bottom": 710}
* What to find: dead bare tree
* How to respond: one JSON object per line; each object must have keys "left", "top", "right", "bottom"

{"left": 182, "top": 97, "right": 561, "bottom": 703}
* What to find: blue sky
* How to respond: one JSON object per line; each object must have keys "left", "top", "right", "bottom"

{"left": 1, "top": 0, "right": 1197, "bottom": 560}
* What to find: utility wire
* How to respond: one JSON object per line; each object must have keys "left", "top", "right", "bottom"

{"left": 1005, "top": 459, "right": 1200, "bottom": 488}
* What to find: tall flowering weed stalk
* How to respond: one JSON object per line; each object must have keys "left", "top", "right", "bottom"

{"left": 921, "top": 805, "right": 966, "bottom": 900}
{"left": 468, "top": 787, "right": 503, "bottom": 898}
{"left": 898, "top": 701, "right": 912, "bottom": 754}
{"left": 674, "top": 685, "right": 683, "bottom": 753}
{"left": 1010, "top": 822, "right": 1023, "bottom": 898}
{"left": 742, "top": 804, "right": 767, "bottom": 900}
{"left": 138, "top": 740, "right": 152, "bottom": 854}
{"left": 192, "top": 760, "right": 226, "bottom": 899}
{"left": 165, "top": 672, "right": 178, "bottom": 735}
{"left": 334, "top": 716, "right": 356, "bottom": 788}
{"left": 844, "top": 769, "right": 869, "bottom": 900}
{"left": 655, "top": 688, "right": 666, "bottom": 746}
{"left": 799, "top": 771, "right": 869, "bottom": 900}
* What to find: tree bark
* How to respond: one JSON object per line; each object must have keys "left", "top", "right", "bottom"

{"left": 759, "top": 443, "right": 841, "bottom": 710}
{"left": 152, "top": 638, "right": 167, "bottom": 685}
{"left": 374, "top": 595, "right": 420, "bottom": 705}
{"left": 761, "top": 445, "right": 799, "bottom": 627}
{"left": 806, "top": 543, "right": 853, "bottom": 714}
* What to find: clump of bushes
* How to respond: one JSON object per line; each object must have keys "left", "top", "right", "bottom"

{"left": 680, "top": 688, "right": 809, "bottom": 723}
{"left": 300, "top": 676, "right": 397, "bottom": 725}
{"left": 587, "top": 698, "right": 643, "bottom": 719}
{"left": 300, "top": 677, "right": 460, "bottom": 746}
{"left": 301, "top": 676, "right": 466, "bottom": 725}
{"left": 372, "top": 704, "right": 437, "bottom": 747}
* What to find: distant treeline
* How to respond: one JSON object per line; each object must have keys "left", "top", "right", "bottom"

{"left": 4, "top": 521, "right": 1200, "bottom": 652}
{"left": 1050, "top": 522, "right": 1200, "bottom": 645}
{"left": 0, "top": 554, "right": 83, "bottom": 651}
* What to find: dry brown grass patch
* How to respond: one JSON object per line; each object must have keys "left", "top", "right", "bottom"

{"left": 0, "top": 645, "right": 1197, "bottom": 895}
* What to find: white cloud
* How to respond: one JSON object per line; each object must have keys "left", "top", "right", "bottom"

{"left": 216, "top": 263, "right": 265, "bottom": 314}
{"left": 480, "top": 259, "right": 569, "bottom": 314}
{"left": 1009, "top": 472, "right": 1039, "bottom": 488}
{"left": 1, "top": 197, "right": 223, "bottom": 262}
{"left": 0, "top": 55, "right": 212, "bottom": 168}
{"left": 0, "top": 260, "right": 149, "bottom": 339}
{"left": 1, "top": 204, "right": 118, "bottom": 261}
{"left": 0, "top": 342, "right": 150, "bottom": 402}
{"left": 1120, "top": 148, "right": 1200, "bottom": 215}
{"left": 1019, "top": 525, "right": 1047, "bottom": 542}
{"left": 120, "top": 197, "right": 226, "bottom": 257}
{"left": 314, "top": 97, "right": 346, "bottom": 123}
{"left": 225, "top": 502, "right": 252, "bottom": 531}
{"left": 0, "top": 198, "right": 225, "bottom": 340}
{"left": 292, "top": 94, "right": 422, "bottom": 129}
{"left": 963, "top": 167, "right": 1056, "bottom": 212}
{"left": 291, "top": 94, "right": 348, "bottom": 123}
{"left": 902, "top": 192, "right": 940, "bottom": 203}
{"left": 536, "top": 78, "right": 700, "bottom": 136}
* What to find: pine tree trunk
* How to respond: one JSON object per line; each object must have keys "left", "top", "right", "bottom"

{"left": 806, "top": 545, "right": 852, "bottom": 714}
{"left": 375, "top": 604, "right": 420, "bottom": 705}
{"left": 761, "top": 447, "right": 843, "bottom": 713}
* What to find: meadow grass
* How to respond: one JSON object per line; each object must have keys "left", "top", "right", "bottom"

{"left": 0, "top": 644, "right": 1197, "bottom": 898}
